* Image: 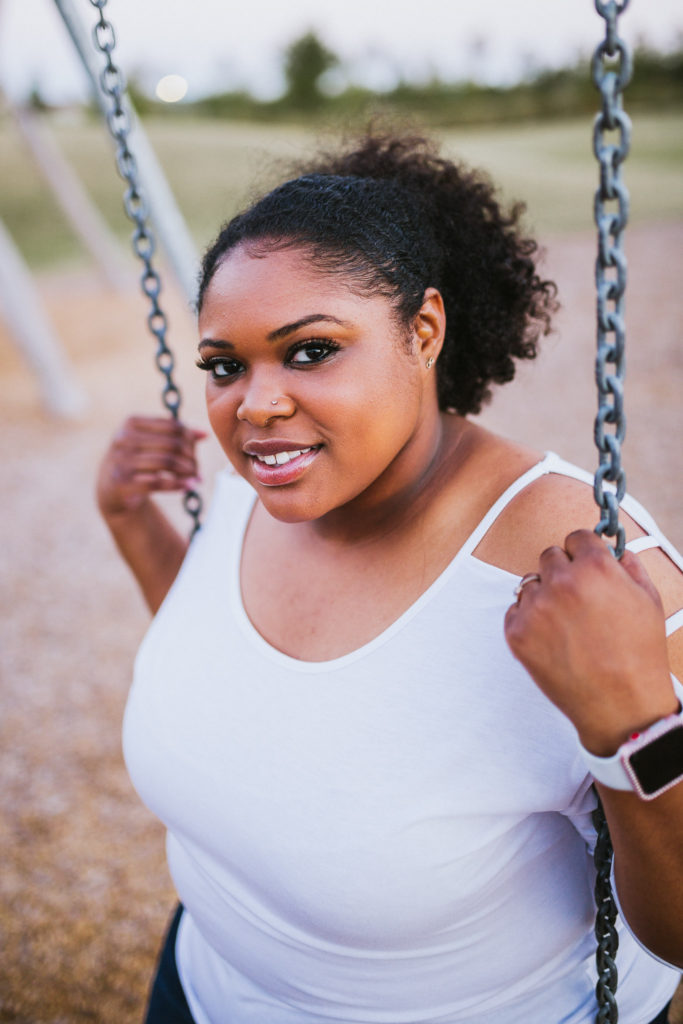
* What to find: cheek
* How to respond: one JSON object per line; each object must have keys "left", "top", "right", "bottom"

{"left": 205, "top": 390, "right": 241, "bottom": 451}
{"left": 354, "top": 358, "right": 422, "bottom": 424}
{"left": 331, "top": 366, "right": 423, "bottom": 465}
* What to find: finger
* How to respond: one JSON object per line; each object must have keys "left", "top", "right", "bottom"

{"left": 537, "top": 544, "right": 570, "bottom": 576}
{"left": 503, "top": 602, "right": 518, "bottom": 638}
{"left": 124, "top": 414, "right": 197, "bottom": 434}
{"left": 513, "top": 572, "right": 542, "bottom": 605}
{"left": 564, "top": 530, "right": 661, "bottom": 603}
{"left": 505, "top": 573, "right": 540, "bottom": 641}
{"left": 118, "top": 471, "right": 199, "bottom": 508}
{"left": 119, "top": 417, "right": 207, "bottom": 447}
{"left": 107, "top": 459, "right": 199, "bottom": 493}
{"left": 107, "top": 452, "right": 200, "bottom": 492}
{"left": 115, "top": 428, "right": 200, "bottom": 452}
{"left": 504, "top": 601, "right": 529, "bottom": 658}
{"left": 618, "top": 548, "right": 663, "bottom": 607}
{"left": 129, "top": 470, "right": 198, "bottom": 490}
{"left": 113, "top": 432, "right": 204, "bottom": 468}
{"left": 563, "top": 528, "right": 612, "bottom": 561}
{"left": 121, "top": 449, "right": 200, "bottom": 478}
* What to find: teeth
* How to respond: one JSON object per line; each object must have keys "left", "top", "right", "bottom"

{"left": 257, "top": 447, "right": 311, "bottom": 466}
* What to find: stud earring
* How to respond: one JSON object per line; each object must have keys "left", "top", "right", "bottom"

{"left": 425, "top": 357, "right": 434, "bottom": 369}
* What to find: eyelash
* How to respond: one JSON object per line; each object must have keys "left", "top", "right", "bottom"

{"left": 195, "top": 339, "right": 340, "bottom": 381}
{"left": 195, "top": 355, "right": 242, "bottom": 380}
{"left": 289, "top": 338, "right": 340, "bottom": 363}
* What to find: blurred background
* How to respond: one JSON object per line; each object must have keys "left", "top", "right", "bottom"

{"left": 0, "top": 1, "right": 681, "bottom": 1020}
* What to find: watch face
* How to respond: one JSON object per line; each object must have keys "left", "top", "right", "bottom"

{"left": 628, "top": 724, "right": 683, "bottom": 797}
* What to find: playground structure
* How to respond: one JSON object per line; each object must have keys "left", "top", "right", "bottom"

{"left": 0, "top": 0, "right": 199, "bottom": 417}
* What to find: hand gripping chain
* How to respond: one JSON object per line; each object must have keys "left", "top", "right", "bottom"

{"left": 88, "top": 0, "right": 202, "bottom": 535}
{"left": 591, "top": 2, "right": 633, "bottom": 1021}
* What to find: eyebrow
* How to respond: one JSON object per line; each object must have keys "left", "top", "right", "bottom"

{"left": 266, "top": 314, "right": 351, "bottom": 341}
{"left": 198, "top": 338, "right": 234, "bottom": 352}
{"left": 198, "top": 314, "right": 351, "bottom": 353}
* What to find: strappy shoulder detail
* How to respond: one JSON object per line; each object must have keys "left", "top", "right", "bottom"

{"left": 625, "top": 535, "right": 662, "bottom": 554}
{"left": 522, "top": 454, "right": 683, "bottom": 638}
{"left": 666, "top": 608, "right": 683, "bottom": 639}
{"left": 514, "top": 452, "right": 683, "bottom": 568}
{"left": 466, "top": 453, "right": 683, "bottom": 638}
{"left": 457, "top": 453, "right": 555, "bottom": 558}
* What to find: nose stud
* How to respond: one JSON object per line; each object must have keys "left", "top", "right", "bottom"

{"left": 271, "top": 399, "right": 278, "bottom": 406}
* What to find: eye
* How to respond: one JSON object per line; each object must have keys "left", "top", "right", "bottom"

{"left": 288, "top": 340, "right": 339, "bottom": 365}
{"left": 195, "top": 356, "right": 243, "bottom": 381}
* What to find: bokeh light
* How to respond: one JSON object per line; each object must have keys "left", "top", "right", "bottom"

{"left": 155, "top": 74, "right": 188, "bottom": 102}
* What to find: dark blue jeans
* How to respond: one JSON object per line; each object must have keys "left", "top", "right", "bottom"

{"left": 144, "top": 904, "right": 196, "bottom": 1024}
{"left": 144, "top": 903, "right": 672, "bottom": 1024}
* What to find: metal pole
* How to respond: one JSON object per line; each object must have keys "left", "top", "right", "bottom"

{"left": 9, "top": 102, "right": 128, "bottom": 291}
{"left": 0, "top": 217, "right": 87, "bottom": 418}
{"left": 51, "top": 0, "right": 199, "bottom": 307}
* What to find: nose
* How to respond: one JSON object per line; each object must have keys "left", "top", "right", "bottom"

{"left": 236, "top": 374, "right": 296, "bottom": 427}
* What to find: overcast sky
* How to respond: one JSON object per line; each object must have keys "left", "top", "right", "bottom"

{"left": 1, "top": 0, "right": 681, "bottom": 102}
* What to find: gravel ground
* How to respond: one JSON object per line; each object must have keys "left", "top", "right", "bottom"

{"left": 1, "top": 223, "right": 681, "bottom": 1022}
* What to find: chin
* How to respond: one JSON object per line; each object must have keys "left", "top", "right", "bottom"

{"left": 253, "top": 486, "right": 330, "bottom": 525}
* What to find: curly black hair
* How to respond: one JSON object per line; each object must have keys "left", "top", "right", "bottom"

{"left": 197, "top": 133, "right": 557, "bottom": 415}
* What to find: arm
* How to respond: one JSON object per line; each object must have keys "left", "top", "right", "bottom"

{"left": 505, "top": 530, "right": 683, "bottom": 966}
{"left": 97, "top": 415, "right": 206, "bottom": 614}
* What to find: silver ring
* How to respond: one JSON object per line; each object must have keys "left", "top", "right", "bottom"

{"left": 513, "top": 572, "right": 541, "bottom": 601}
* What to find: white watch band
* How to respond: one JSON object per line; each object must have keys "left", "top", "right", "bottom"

{"left": 579, "top": 742, "right": 632, "bottom": 790}
{"left": 579, "top": 706, "right": 683, "bottom": 794}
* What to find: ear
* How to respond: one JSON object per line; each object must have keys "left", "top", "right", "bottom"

{"left": 413, "top": 287, "right": 446, "bottom": 368}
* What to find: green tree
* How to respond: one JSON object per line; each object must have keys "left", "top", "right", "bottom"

{"left": 27, "top": 83, "right": 49, "bottom": 111}
{"left": 283, "top": 31, "right": 339, "bottom": 110}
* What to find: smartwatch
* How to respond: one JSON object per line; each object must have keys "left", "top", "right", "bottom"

{"left": 580, "top": 708, "right": 683, "bottom": 800}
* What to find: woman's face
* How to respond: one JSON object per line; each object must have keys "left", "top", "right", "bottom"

{"left": 197, "top": 245, "right": 443, "bottom": 525}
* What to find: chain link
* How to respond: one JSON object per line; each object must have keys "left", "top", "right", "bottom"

{"left": 590, "top": 2, "right": 633, "bottom": 1021}
{"left": 592, "top": 799, "right": 620, "bottom": 1023}
{"left": 592, "top": 0, "right": 632, "bottom": 560}
{"left": 88, "top": 0, "right": 202, "bottom": 535}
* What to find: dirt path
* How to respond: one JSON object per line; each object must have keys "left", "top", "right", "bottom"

{"left": 1, "top": 223, "right": 681, "bottom": 1022}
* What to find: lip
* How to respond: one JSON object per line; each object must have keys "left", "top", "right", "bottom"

{"left": 243, "top": 438, "right": 319, "bottom": 457}
{"left": 249, "top": 446, "right": 321, "bottom": 487}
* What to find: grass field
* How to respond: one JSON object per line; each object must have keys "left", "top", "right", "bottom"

{"left": 0, "top": 111, "right": 681, "bottom": 269}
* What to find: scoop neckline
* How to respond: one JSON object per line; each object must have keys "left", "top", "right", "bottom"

{"left": 227, "top": 453, "right": 558, "bottom": 672}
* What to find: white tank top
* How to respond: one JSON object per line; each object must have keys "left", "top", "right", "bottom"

{"left": 123, "top": 453, "right": 682, "bottom": 1024}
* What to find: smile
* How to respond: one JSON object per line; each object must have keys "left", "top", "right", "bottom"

{"left": 255, "top": 448, "right": 312, "bottom": 466}
{"left": 249, "top": 446, "right": 321, "bottom": 486}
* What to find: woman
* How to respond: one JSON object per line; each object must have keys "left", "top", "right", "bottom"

{"left": 97, "top": 135, "right": 683, "bottom": 1023}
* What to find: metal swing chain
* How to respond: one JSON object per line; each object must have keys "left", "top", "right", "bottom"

{"left": 592, "top": 800, "right": 620, "bottom": 1023}
{"left": 592, "top": 0, "right": 632, "bottom": 560}
{"left": 591, "top": 2, "right": 633, "bottom": 1021}
{"left": 88, "top": 0, "right": 202, "bottom": 535}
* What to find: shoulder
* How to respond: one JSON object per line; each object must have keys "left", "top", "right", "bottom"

{"left": 472, "top": 454, "right": 646, "bottom": 576}
{"left": 472, "top": 450, "right": 683, "bottom": 627}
